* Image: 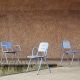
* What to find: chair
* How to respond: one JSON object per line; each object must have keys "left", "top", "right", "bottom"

{"left": 27, "top": 42, "right": 51, "bottom": 75}
{"left": 60, "top": 40, "right": 80, "bottom": 65}
{"left": 0, "top": 41, "right": 21, "bottom": 64}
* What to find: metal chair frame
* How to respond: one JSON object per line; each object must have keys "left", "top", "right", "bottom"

{"left": 0, "top": 41, "right": 21, "bottom": 64}
{"left": 27, "top": 42, "right": 51, "bottom": 75}
{"left": 60, "top": 40, "right": 80, "bottom": 65}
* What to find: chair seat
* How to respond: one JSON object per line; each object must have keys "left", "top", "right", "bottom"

{"left": 65, "top": 50, "right": 80, "bottom": 54}
{"left": 27, "top": 55, "right": 44, "bottom": 59}
{"left": 4, "top": 51, "right": 17, "bottom": 53}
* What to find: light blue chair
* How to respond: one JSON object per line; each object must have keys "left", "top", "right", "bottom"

{"left": 27, "top": 42, "right": 51, "bottom": 75}
{"left": 60, "top": 40, "right": 80, "bottom": 65}
{"left": 0, "top": 41, "right": 21, "bottom": 64}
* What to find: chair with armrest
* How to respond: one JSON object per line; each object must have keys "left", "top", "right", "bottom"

{"left": 27, "top": 42, "right": 51, "bottom": 75}
{"left": 0, "top": 41, "right": 21, "bottom": 64}
{"left": 60, "top": 40, "right": 80, "bottom": 65}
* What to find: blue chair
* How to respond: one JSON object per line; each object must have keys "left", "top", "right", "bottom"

{"left": 27, "top": 42, "right": 51, "bottom": 75}
{"left": 0, "top": 41, "right": 21, "bottom": 64}
{"left": 60, "top": 40, "right": 80, "bottom": 65}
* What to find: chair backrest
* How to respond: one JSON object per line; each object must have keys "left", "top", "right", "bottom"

{"left": 1, "top": 41, "right": 13, "bottom": 52}
{"left": 62, "top": 40, "right": 71, "bottom": 49}
{"left": 38, "top": 42, "right": 49, "bottom": 56}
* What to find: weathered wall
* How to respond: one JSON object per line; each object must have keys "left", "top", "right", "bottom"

{"left": 0, "top": 0, "right": 80, "bottom": 59}
{"left": 0, "top": 0, "right": 80, "bottom": 11}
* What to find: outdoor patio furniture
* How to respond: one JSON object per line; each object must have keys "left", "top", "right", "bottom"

{"left": 60, "top": 40, "right": 80, "bottom": 65}
{"left": 27, "top": 42, "right": 51, "bottom": 75}
{"left": 0, "top": 41, "right": 21, "bottom": 64}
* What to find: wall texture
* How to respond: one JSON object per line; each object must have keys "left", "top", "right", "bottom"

{"left": 0, "top": 0, "right": 80, "bottom": 59}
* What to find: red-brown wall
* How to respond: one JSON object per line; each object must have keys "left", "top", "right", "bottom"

{"left": 0, "top": 0, "right": 80, "bottom": 59}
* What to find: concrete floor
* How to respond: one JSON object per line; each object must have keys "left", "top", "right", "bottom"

{"left": 0, "top": 64, "right": 80, "bottom": 80}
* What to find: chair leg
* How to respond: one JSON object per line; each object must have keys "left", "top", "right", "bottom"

{"left": 71, "top": 53, "right": 74, "bottom": 65}
{"left": 14, "top": 53, "right": 16, "bottom": 64}
{"left": 37, "top": 58, "right": 43, "bottom": 75}
{"left": 11, "top": 53, "right": 14, "bottom": 64}
{"left": 4, "top": 53, "right": 8, "bottom": 64}
{"left": 60, "top": 53, "right": 65, "bottom": 65}
{"left": 27, "top": 58, "right": 32, "bottom": 71}
{"left": 44, "top": 58, "right": 51, "bottom": 73}
{"left": 16, "top": 53, "right": 20, "bottom": 64}
{"left": 78, "top": 55, "right": 80, "bottom": 64}
{"left": 0, "top": 58, "right": 2, "bottom": 64}
{"left": 13, "top": 53, "right": 17, "bottom": 64}
{"left": 0, "top": 54, "right": 3, "bottom": 64}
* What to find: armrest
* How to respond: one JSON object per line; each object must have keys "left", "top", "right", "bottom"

{"left": 1, "top": 45, "right": 8, "bottom": 52}
{"left": 12, "top": 45, "right": 21, "bottom": 52}
{"left": 16, "top": 45, "right": 21, "bottom": 51}
{"left": 32, "top": 47, "right": 38, "bottom": 56}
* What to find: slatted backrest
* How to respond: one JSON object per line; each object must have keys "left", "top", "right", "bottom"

{"left": 38, "top": 42, "right": 49, "bottom": 56}
{"left": 62, "top": 40, "right": 71, "bottom": 49}
{"left": 1, "top": 41, "right": 13, "bottom": 52}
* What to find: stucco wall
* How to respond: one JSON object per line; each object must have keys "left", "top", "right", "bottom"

{"left": 0, "top": 0, "right": 80, "bottom": 59}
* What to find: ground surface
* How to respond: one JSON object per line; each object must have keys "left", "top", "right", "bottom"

{"left": 0, "top": 65, "right": 80, "bottom": 80}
